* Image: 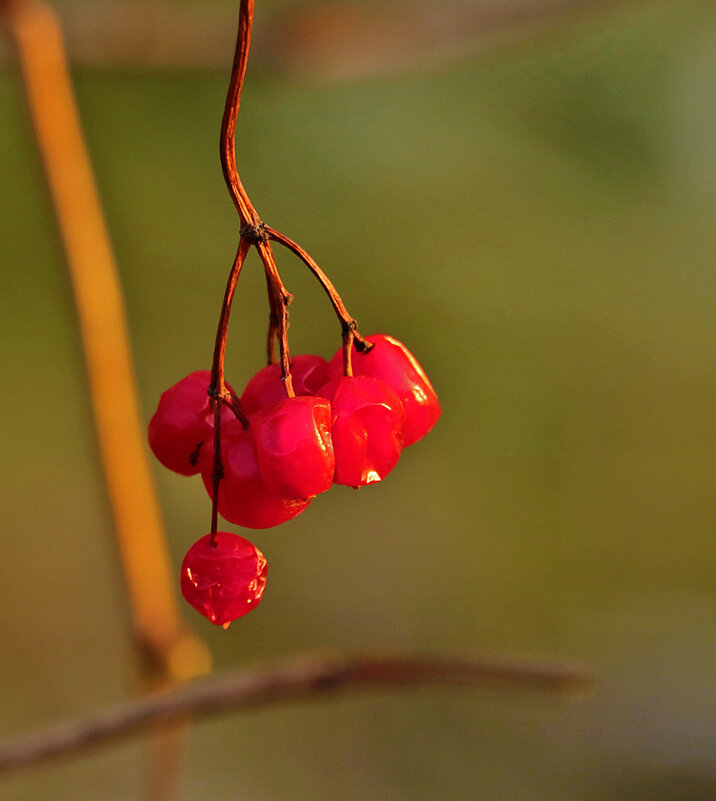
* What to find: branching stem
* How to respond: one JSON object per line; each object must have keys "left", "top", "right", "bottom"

{"left": 210, "top": 0, "right": 372, "bottom": 501}
{"left": 265, "top": 225, "right": 371, "bottom": 354}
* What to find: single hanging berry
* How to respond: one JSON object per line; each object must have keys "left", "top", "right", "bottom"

{"left": 181, "top": 532, "right": 267, "bottom": 626}
{"left": 240, "top": 354, "right": 330, "bottom": 416}
{"left": 250, "top": 395, "right": 335, "bottom": 499}
{"left": 329, "top": 334, "right": 440, "bottom": 446}
{"left": 148, "top": 370, "right": 235, "bottom": 476}
{"left": 199, "top": 420, "right": 311, "bottom": 529}
{"left": 317, "top": 375, "right": 405, "bottom": 487}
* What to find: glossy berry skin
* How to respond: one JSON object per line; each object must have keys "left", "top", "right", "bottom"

{"left": 181, "top": 532, "right": 267, "bottom": 626}
{"left": 240, "top": 354, "right": 330, "bottom": 416}
{"left": 200, "top": 421, "right": 311, "bottom": 528}
{"left": 329, "top": 334, "right": 440, "bottom": 447}
{"left": 250, "top": 396, "right": 335, "bottom": 499}
{"left": 148, "top": 370, "right": 235, "bottom": 476}
{"left": 317, "top": 375, "right": 405, "bottom": 487}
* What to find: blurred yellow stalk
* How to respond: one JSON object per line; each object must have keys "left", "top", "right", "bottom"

{"left": 0, "top": 0, "right": 210, "bottom": 688}
{"left": 2, "top": 2, "right": 211, "bottom": 796}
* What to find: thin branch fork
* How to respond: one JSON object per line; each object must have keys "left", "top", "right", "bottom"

{"left": 215, "top": 0, "right": 369, "bottom": 389}
{"left": 208, "top": 0, "right": 371, "bottom": 539}
{"left": 0, "top": 650, "right": 590, "bottom": 776}
{"left": 265, "top": 225, "right": 370, "bottom": 352}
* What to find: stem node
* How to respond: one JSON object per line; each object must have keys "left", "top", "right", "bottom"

{"left": 240, "top": 222, "right": 268, "bottom": 244}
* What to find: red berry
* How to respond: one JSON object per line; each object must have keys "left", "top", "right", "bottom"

{"left": 240, "top": 354, "right": 330, "bottom": 416}
{"left": 250, "top": 396, "right": 335, "bottom": 499}
{"left": 329, "top": 334, "right": 440, "bottom": 446}
{"left": 180, "top": 532, "right": 267, "bottom": 626}
{"left": 200, "top": 421, "right": 311, "bottom": 528}
{"left": 148, "top": 370, "right": 235, "bottom": 476}
{"left": 317, "top": 375, "right": 405, "bottom": 487}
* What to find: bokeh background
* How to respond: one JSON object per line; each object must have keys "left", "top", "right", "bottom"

{"left": 1, "top": 0, "right": 715, "bottom": 799}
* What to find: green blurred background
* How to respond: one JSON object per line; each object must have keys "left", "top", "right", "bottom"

{"left": 1, "top": 0, "right": 715, "bottom": 798}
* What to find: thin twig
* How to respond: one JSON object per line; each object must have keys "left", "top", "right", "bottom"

{"left": 265, "top": 225, "right": 369, "bottom": 352}
{"left": 217, "top": 0, "right": 372, "bottom": 395}
{"left": 209, "top": 240, "right": 252, "bottom": 399}
{"left": 256, "top": 238, "right": 295, "bottom": 395}
{"left": 216, "top": 0, "right": 295, "bottom": 395}
{"left": 0, "top": 650, "right": 591, "bottom": 776}
{"left": 219, "top": 0, "right": 258, "bottom": 225}
{"left": 208, "top": 239, "right": 251, "bottom": 543}
{"left": 263, "top": 269, "right": 280, "bottom": 364}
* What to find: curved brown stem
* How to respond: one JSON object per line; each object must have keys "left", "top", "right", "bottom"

{"left": 263, "top": 269, "right": 280, "bottom": 365}
{"left": 220, "top": 0, "right": 295, "bottom": 391}
{"left": 256, "top": 239, "right": 295, "bottom": 396}
{"left": 220, "top": 0, "right": 259, "bottom": 227}
{"left": 209, "top": 399, "right": 223, "bottom": 546}
{"left": 209, "top": 240, "right": 251, "bottom": 405}
{"left": 221, "top": 0, "right": 377, "bottom": 388}
{"left": 208, "top": 239, "right": 251, "bottom": 545}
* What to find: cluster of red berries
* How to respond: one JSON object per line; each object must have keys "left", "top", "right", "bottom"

{"left": 148, "top": 0, "right": 442, "bottom": 629}
{"left": 149, "top": 334, "right": 439, "bottom": 627}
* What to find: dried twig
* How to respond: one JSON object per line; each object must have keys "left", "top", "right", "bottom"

{"left": 0, "top": 650, "right": 591, "bottom": 776}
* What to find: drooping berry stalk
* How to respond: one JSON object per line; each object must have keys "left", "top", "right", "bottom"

{"left": 219, "top": 0, "right": 259, "bottom": 227}
{"left": 264, "top": 225, "right": 374, "bottom": 377}
{"left": 263, "top": 270, "right": 281, "bottom": 365}
{"left": 207, "top": 0, "right": 373, "bottom": 543}
{"left": 146, "top": 0, "right": 442, "bottom": 629}
{"left": 255, "top": 237, "right": 295, "bottom": 398}
{"left": 208, "top": 239, "right": 250, "bottom": 546}
{"left": 217, "top": 0, "right": 370, "bottom": 373}
{"left": 209, "top": 240, "right": 251, "bottom": 413}
{"left": 218, "top": 0, "right": 294, "bottom": 398}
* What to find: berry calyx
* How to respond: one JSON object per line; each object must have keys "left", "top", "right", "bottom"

{"left": 180, "top": 532, "right": 267, "bottom": 626}
{"left": 148, "top": 370, "right": 236, "bottom": 476}
{"left": 329, "top": 334, "right": 440, "bottom": 446}
{"left": 317, "top": 375, "right": 405, "bottom": 487}
{"left": 250, "top": 396, "right": 335, "bottom": 499}
{"left": 200, "top": 421, "right": 311, "bottom": 528}
{"left": 240, "top": 354, "right": 330, "bottom": 416}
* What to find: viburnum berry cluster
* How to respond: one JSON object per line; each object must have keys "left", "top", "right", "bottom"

{"left": 148, "top": 0, "right": 440, "bottom": 629}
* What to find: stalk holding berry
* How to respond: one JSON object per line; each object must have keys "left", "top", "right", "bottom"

{"left": 148, "top": 0, "right": 440, "bottom": 627}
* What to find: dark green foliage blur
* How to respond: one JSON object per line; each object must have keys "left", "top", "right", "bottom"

{"left": 0, "top": 1, "right": 714, "bottom": 799}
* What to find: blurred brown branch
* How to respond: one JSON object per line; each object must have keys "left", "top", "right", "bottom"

{"left": 0, "top": 650, "right": 591, "bottom": 776}
{"left": 263, "top": 0, "right": 624, "bottom": 81}
{"left": 0, "top": 0, "right": 629, "bottom": 78}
